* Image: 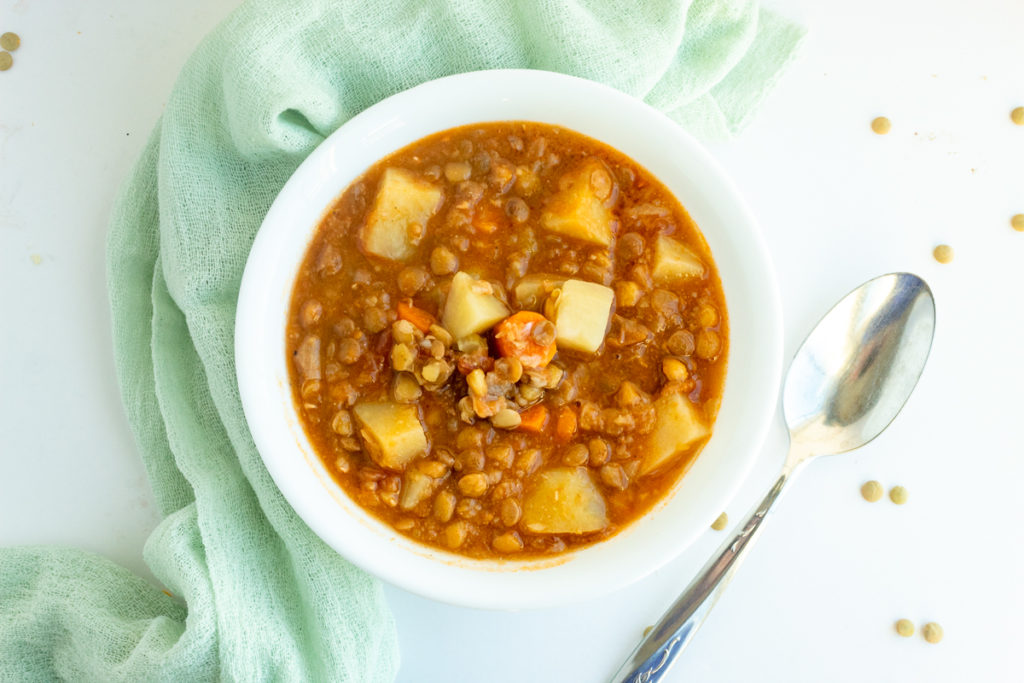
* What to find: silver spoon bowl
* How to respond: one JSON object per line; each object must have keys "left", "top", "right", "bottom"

{"left": 612, "top": 272, "right": 936, "bottom": 683}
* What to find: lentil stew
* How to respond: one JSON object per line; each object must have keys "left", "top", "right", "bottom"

{"left": 286, "top": 122, "right": 728, "bottom": 559}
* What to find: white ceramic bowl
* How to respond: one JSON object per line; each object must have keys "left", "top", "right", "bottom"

{"left": 236, "top": 69, "right": 782, "bottom": 610}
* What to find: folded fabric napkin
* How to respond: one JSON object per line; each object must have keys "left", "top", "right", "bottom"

{"left": 0, "top": 1, "right": 803, "bottom": 680}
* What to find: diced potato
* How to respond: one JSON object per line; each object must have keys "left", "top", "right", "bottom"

{"left": 553, "top": 279, "right": 614, "bottom": 354}
{"left": 652, "top": 234, "right": 705, "bottom": 284}
{"left": 442, "top": 271, "right": 510, "bottom": 340}
{"left": 540, "top": 158, "right": 616, "bottom": 246}
{"left": 513, "top": 273, "right": 566, "bottom": 311}
{"left": 353, "top": 402, "right": 428, "bottom": 471}
{"left": 399, "top": 468, "right": 437, "bottom": 510}
{"left": 361, "top": 168, "right": 443, "bottom": 261}
{"left": 639, "top": 391, "right": 710, "bottom": 475}
{"left": 520, "top": 467, "right": 608, "bottom": 534}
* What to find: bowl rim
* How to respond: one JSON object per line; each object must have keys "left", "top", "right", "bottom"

{"left": 236, "top": 68, "right": 782, "bottom": 609}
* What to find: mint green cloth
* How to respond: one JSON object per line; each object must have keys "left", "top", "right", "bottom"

{"left": 0, "top": 1, "right": 803, "bottom": 680}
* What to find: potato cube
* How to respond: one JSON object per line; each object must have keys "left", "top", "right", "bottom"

{"left": 540, "top": 158, "right": 616, "bottom": 246}
{"left": 639, "top": 391, "right": 710, "bottom": 475}
{"left": 399, "top": 468, "right": 437, "bottom": 510}
{"left": 442, "top": 271, "right": 510, "bottom": 340}
{"left": 652, "top": 234, "right": 705, "bottom": 284}
{"left": 513, "top": 273, "right": 566, "bottom": 311}
{"left": 353, "top": 402, "right": 428, "bottom": 471}
{"left": 521, "top": 467, "right": 608, "bottom": 534}
{"left": 361, "top": 168, "right": 443, "bottom": 261}
{"left": 553, "top": 279, "right": 614, "bottom": 354}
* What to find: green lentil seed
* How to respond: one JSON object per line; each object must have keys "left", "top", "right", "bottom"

{"left": 889, "top": 485, "right": 909, "bottom": 505}
{"left": 0, "top": 52, "right": 12, "bottom": 71}
{"left": 861, "top": 480, "right": 883, "bottom": 502}
{"left": 710, "top": 512, "right": 728, "bottom": 531}
{"left": 932, "top": 245, "right": 954, "bottom": 264}
{"left": 0, "top": 32, "right": 18, "bottom": 52}
{"left": 922, "top": 622, "right": 943, "bottom": 643}
{"left": 871, "top": 116, "right": 892, "bottom": 135}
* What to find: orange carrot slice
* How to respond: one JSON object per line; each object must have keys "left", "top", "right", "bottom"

{"left": 397, "top": 301, "right": 436, "bottom": 333}
{"left": 555, "top": 408, "right": 577, "bottom": 441}
{"left": 493, "top": 311, "right": 556, "bottom": 368}
{"left": 517, "top": 404, "right": 549, "bottom": 433}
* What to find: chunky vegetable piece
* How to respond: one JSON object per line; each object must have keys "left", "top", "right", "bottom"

{"left": 494, "top": 311, "right": 557, "bottom": 368}
{"left": 442, "top": 271, "right": 510, "bottom": 339}
{"left": 652, "top": 234, "right": 705, "bottom": 284}
{"left": 553, "top": 279, "right": 615, "bottom": 354}
{"left": 640, "top": 391, "right": 710, "bottom": 475}
{"left": 540, "top": 158, "right": 616, "bottom": 246}
{"left": 353, "top": 402, "right": 428, "bottom": 471}
{"left": 521, "top": 467, "right": 609, "bottom": 534}
{"left": 287, "top": 122, "right": 728, "bottom": 559}
{"left": 362, "top": 168, "right": 443, "bottom": 261}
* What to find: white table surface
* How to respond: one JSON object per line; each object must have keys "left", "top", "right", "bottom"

{"left": 2, "top": 1, "right": 1021, "bottom": 681}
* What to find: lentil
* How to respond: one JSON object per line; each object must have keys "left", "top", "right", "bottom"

{"left": 889, "top": 485, "right": 908, "bottom": 505}
{"left": 932, "top": 244, "right": 954, "bottom": 264}
{"left": 860, "top": 480, "right": 883, "bottom": 502}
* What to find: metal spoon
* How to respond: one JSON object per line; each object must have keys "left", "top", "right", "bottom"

{"left": 612, "top": 272, "right": 936, "bottom": 683}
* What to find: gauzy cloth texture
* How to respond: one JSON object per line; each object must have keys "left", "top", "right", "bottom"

{"left": 0, "top": 0, "right": 803, "bottom": 680}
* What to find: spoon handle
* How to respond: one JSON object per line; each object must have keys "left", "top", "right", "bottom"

{"left": 610, "top": 466, "right": 796, "bottom": 683}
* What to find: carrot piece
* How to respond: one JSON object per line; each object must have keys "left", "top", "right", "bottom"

{"left": 555, "top": 408, "right": 577, "bottom": 441}
{"left": 517, "top": 404, "right": 549, "bottom": 433}
{"left": 397, "top": 301, "right": 436, "bottom": 333}
{"left": 493, "top": 311, "right": 556, "bottom": 368}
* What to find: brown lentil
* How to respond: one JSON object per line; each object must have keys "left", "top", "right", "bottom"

{"left": 889, "top": 485, "right": 908, "bottom": 505}
{"left": 860, "top": 480, "right": 883, "bottom": 502}
{"left": 711, "top": 512, "right": 728, "bottom": 531}
{"left": 492, "top": 530, "right": 524, "bottom": 553}
{"left": 932, "top": 244, "right": 954, "bottom": 264}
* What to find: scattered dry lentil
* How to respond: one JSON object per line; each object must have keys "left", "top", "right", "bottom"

{"left": 0, "top": 52, "right": 12, "bottom": 71}
{"left": 889, "top": 485, "right": 909, "bottom": 505}
{"left": 1011, "top": 214, "right": 1024, "bottom": 232}
{"left": 895, "top": 619, "right": 915, "bottom": 637}
{"left": 871, "top": 116, "right": 892, "bottom": 135}
{"left": 0, "top": 32, "right": 18, "bottom": 51}
{"left": 710, "top": 512, "right": 728, "bottom": 531}
{"left": 932, "top": 244, "right": 954, "bottom": 264}
{"left": 860, "top": 480, "right": 883, "bottom": 502}
{"left": 922, "top": 622, "right": 943, "bottom": 643}
{"left": 1012, "top": 107, "right": 1024, "bottom": 126}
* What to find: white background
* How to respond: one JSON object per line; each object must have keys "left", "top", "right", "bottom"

{"left": 1, "top": 1, "right": 1021, "bottom": 681}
